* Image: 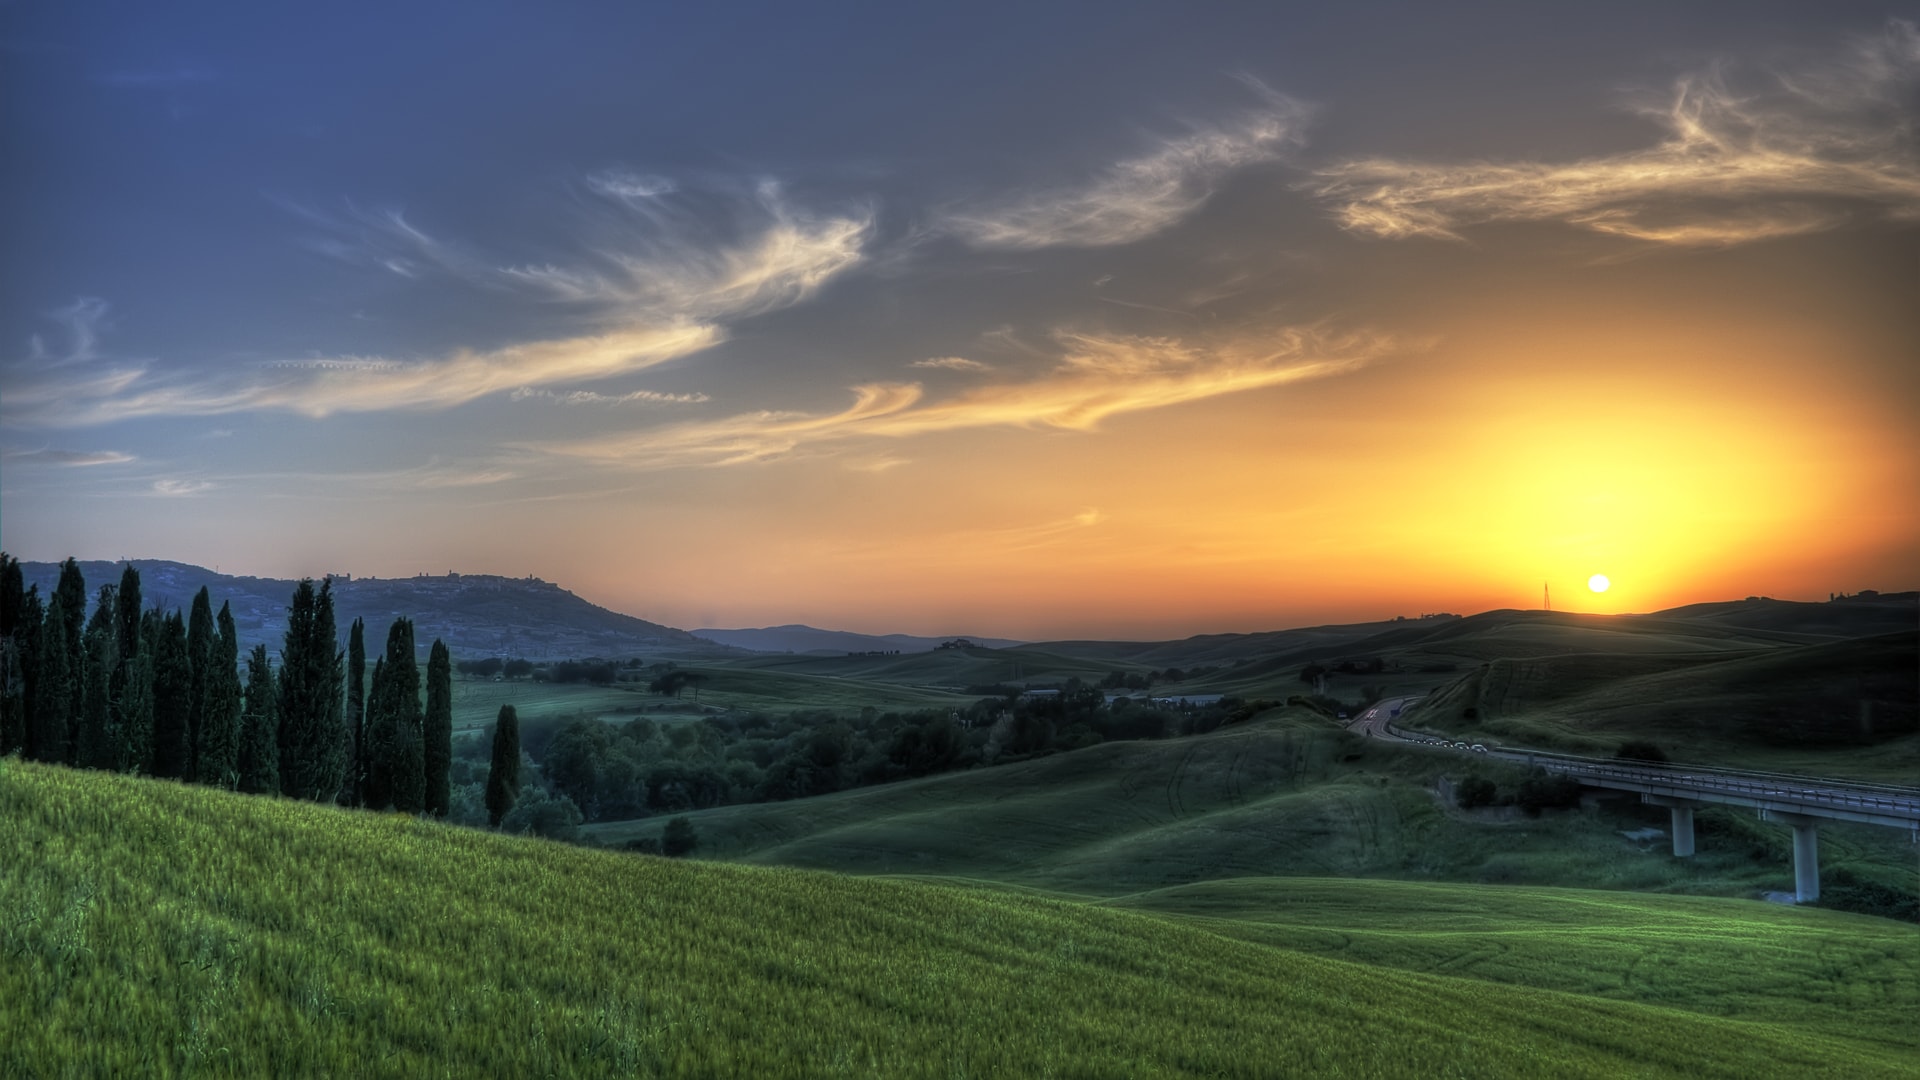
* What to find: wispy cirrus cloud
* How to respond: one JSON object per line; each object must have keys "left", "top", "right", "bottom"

{"left": 943, "top": 82, "right": 1313, "bottom": 249}
{"left": 11, "top": 181, "right": 872, "bottom": 427}
{"left": 0, "top": 446, "right": 135, "bottom": 467}
{"left": 1311, "top": 20, "right": 1920, "bottom": 246}
{"left": 525, "top": 326, "right": 1393, "bottom": 469}
{"left": 510, "top": 386, "right": 710, "bottom": 406}
{"left": 8, "top": 323, "right": 718, "bottom": 427}
{"left": 908, "top": 356, "right": 991, "bottom": 372}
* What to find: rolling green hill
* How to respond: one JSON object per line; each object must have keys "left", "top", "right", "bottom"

{"left": 5, "top": 759, "right": 1913, "bottom": 1077}
{"left": 1404, "top": 631, "right": 1919, "bottom": 779}
{"left": 583, "top": 711, "right": 1918, "bottom": 902}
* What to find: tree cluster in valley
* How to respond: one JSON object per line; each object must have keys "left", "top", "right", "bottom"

{"left": 450, "top": 680, "right": 1278, "bottom": 838}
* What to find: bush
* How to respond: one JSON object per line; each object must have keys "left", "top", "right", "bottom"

{"left": 1820, "top": 867, "right": 1919, "bottom": 923}
{"left": 662, "top": 816, "right": 698, "bottom": 857}
{"left": 1515, "top": 771, "right": 1584, "bottom": 816}
{"left": 1615, "top": 740, "right": 1668, "bottom": 764}
{"left": 499, "top": 787, "right": 583, "bottom": 841}
{"left": 1456, "top": 776, "right": 1498, "bottom": 809}
{"left": 622, "top": 836, "right": 663, "bottom": 855}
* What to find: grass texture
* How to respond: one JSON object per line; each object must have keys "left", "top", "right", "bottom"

{"left": 7, "top": 757, "right": 1913, "bottom": 1078}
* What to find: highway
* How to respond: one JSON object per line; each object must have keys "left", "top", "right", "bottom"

{"left": 1345, "top": 697, "right": 1920, "bottom": 832}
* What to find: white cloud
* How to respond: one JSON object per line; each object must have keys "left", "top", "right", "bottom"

{"left": 1311, "top": 20, "right": 1920, "bottom": 246}
{"left": 0, "top": 446, "right": 135, "bottom": 467}
{"left": 510, "top": 386, "right": 710, "bottom": 406}
{"left": 944, "top": 89, "right": 1313, "bottom": 249}
{"left": 587, "top": 170, "right": 677, "bottom": 199}
{"left": 152, "top": 478, "right": 213, "bottom": 496}
{"left": 908, "top": 356, "right": 991, "bottom": 372}
{"left": 13, "top": 181, "right": 872, "bottom": 427}
{"left": 525, "top": 326, "right": 1394, "bottom": 469}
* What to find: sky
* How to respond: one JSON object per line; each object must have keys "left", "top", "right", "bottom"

{"left": 2, "top": 2, "right": 1916, "bottom": 639}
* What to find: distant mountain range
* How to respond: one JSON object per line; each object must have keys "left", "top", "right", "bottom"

{"left": 693, "top": 625, "right": 1026, "bottom": 654}
{"left": 15, "top": 560, "right": 723, "bottom": 661}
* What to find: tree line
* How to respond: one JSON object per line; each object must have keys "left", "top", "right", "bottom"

{"left": 0, "top": 555, "right": 464, "bottom": 816}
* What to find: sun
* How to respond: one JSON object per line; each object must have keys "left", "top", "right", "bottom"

{"left": 1588, "top": 573, "right": 1611, "bottom": 593}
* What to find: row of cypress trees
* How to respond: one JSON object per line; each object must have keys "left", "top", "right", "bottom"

{"left": 0, "top": 555, "right": 454, "bottom": 816}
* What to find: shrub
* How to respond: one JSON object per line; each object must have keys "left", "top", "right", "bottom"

{"left": 499, "top": 786, "right": 583, "bottom": 841}
{"left": 1615, "top": 740, "right": 1668, "bottom": 764}
{"left": 662, "top": 816, "right": 698, "bottom": 857}
{"left": 1456, "top": 776, "right": 1498, "bottom": 809}
{"left": 1515, "top": 771, "right": 1584, "bottom": 816}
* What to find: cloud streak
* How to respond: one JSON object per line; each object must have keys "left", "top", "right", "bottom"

{"left": 1311, "top": 20, "right": 1920, "bottom": 245}
{"left": 944, "top": 87, "right": 1312, "bottom": 249}
{"left": 11, "top": 183, "right": 872, "bottom": 427}
{"left": 526, "top": 326, "right": 1393, "bottom": 469}
{"left": 0, "top": 446, "right": 136, "bottom": 467}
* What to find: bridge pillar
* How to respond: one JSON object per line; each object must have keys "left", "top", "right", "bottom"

{"left": 1642, "top": 795, "right": 1699, "bottom": 857}
{"left": 1765, "top": 811, "right": 1821, "bottom": 903}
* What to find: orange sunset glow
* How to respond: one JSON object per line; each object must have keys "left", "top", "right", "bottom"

{"left": 3, "top": 10, "right": 1915, "bottom": 639}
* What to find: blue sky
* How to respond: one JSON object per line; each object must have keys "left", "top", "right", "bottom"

{"left": 3, "top": 2, "right": 1916, "bottom": 636}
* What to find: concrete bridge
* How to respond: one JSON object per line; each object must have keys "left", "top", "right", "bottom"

{"left": 1359, "top": 701, "right": 1920, "bottom": 903}
{"left": 1502, "top": 750, "right": 1920, "bottom": 903}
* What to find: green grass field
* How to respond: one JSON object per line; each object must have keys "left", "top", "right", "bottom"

{"left": 583, "top": 711, "right": 1919, "bottom": 903}
{"left": 6, "top": 758, "right": 1914, "bottom": 1077}
{"left": 1403, "top": 631, "right": 1919, "bottom": 780}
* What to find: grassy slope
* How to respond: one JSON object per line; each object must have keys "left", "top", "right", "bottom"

{"left": 5, "top": 760, "right": 1911, "bottom": 1078}
{"left": 1405, "top": 632, "right": 1919, "bottom": 780}
{"left": 1106, "top": 878, "right": 1918, "bottom": 1055}
{"left": 584, "top": 712, "right": 1918, "bottom": 902}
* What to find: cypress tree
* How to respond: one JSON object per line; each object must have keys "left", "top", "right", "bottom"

{"left": 110, "top": 568, "right": 152, "bottom": 773}
{"left": 424, "top": 639, "right": 453, "bottom": 816}
{"left": 0, "top": 554, "right": 20, "bottom": 641}
{"left": 31, "top": 592, "right": 73, "bottom": 764}
{"left": 363, "top": 656, "right": 391, "bottom": 809}
{"left": 117, "top": 610, "right": 160, "bottom": 774}
{"left": 383, "top": 618, "right": 425, "bottom": 814}
{"left": 197, "top": 602, "right": 242, "bottom": 788}
{"left": 0, "top": 555, "right": 26, "bottom": 756}
{"left": 185, "top": 587, "right": 214, "bottom": 783}
{"left": 277, "top": 578, "right": 346, "bottom": 802}
{"left": 53, "top": 558, "right": 86, "bottom": 763}
{"left": 15, "top": 587, "right": 44, "bottom": 759}
{"left": 237, "top": 644, "right": 280, "bottom": 795}
{"left": 346, "top": 617, "right": 366, "bottom": 806}
{"left": 485, "top": 704, "right": 520, "bottom": 828}
{"left": 150, "top": 611, "right": 192, "bottom": 779}
{"left": 77, "top": 588, "right": 117, "bottom": 770}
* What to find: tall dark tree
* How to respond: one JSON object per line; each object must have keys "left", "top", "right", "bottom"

{"left": 277, "top": 578, "right": 346, "bottom": 802}
{"left": 424, "top": 638, "right": 453, "bottom": 817}
{"left": 362, "top": 656, "right": 392, "bottom": 809}
{"left": 197, "top": 602, "right": 242, "bottom": 788}
{"left": 76, "top": 588, "right": 118, "bottom": 770}
{"left": 30, "top": 592, "right": 73, "bottom": 763}
{"left": 110, "top": 567, "right": 152, "bottom": 773}
{"left": 346, "top": 618, "right": 366, "bottom": 806}
{"left": 53, "top": 558, "right": 86, "bottom": 762}
{"left": 485, "top": 704, "right": 520, "bottom": 828}
{"left": 375, "top": 618, "right": 424, "bottom": 814}
{"left": 149, "top": 611, "right": 192, "bottom": 779}
{"left": 14, "top": 588, "right": 44, "bottom": 759}
{"left": 237, "top": 645, "right": 280, "bottom": 795}
{"left": 185, "top": 587, "right": 215, "bottom": 783}
{"left": 0, "top": 555, "right": 27, "bottom": 756}
{"left": 117, "top": 610, "right": 160, "bottom": 774}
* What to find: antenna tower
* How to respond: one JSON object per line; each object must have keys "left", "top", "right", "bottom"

{"left": 1543, "top": 582, "right": 1551, "bottom": 612}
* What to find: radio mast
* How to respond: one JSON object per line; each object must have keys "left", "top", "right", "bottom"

{"left": 1544, "top": 582, "right": 1551, "bottom": 612}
